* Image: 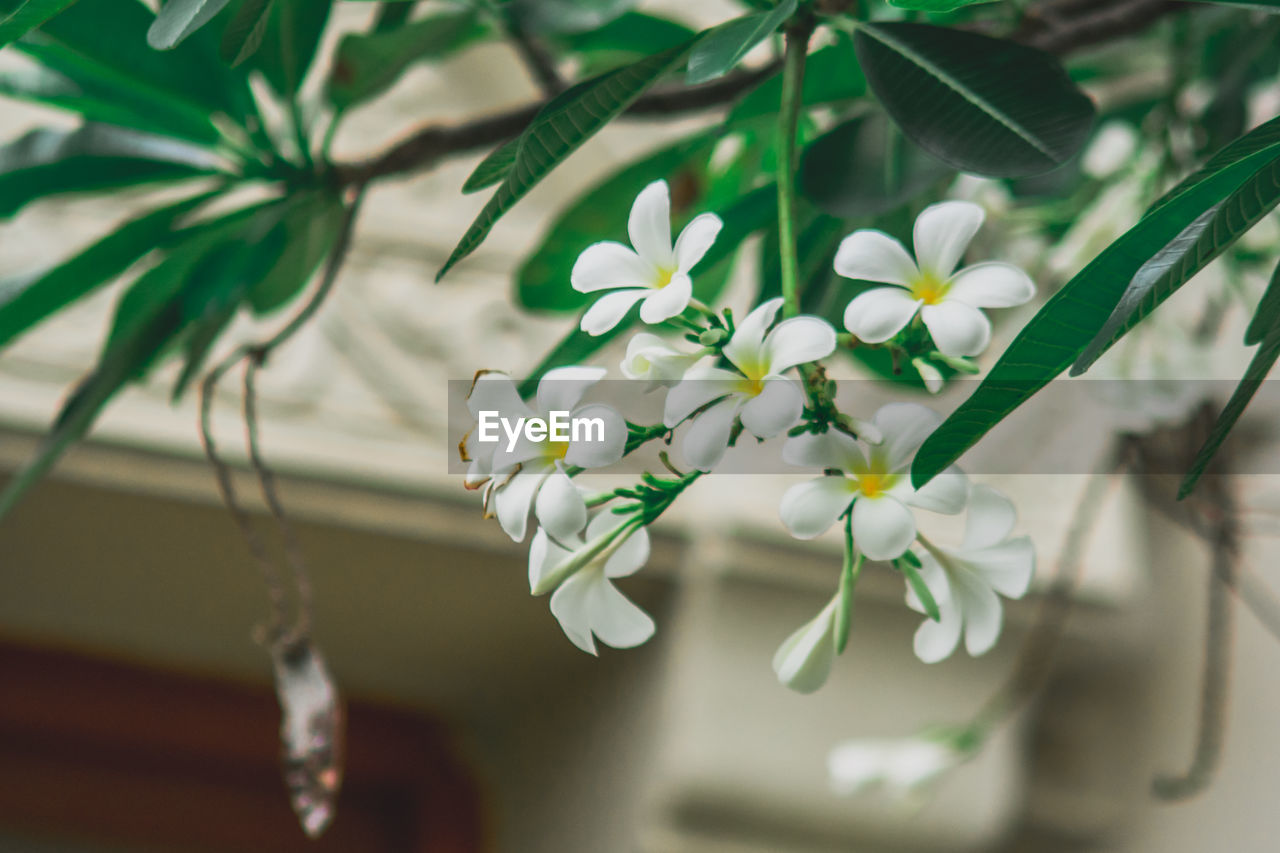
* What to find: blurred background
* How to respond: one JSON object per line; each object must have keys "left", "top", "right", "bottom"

{"left": 2, "top": 1, "right": 1280, "bottom": 851}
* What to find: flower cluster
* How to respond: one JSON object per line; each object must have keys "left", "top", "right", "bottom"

{"left": 461, "top": 181, "right": 1037, "bottom": 691}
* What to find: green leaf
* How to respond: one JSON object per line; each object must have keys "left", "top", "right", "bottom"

{"left": 1179, "top": 329, "right": 1280, "bottom": 498}
{"left": 900, "top": 559, "right": 940, "bottom": 622}
{"left": 798, "top": 111, "right": 952, "bottom": 218}
{"left": 0, "top": 124, "right": 220, "bottom": 220}
{"left": 511, "top": 0, "right": 635, "bottom": 35}
{"left": 148, "top": 0, "right": 231, "bottom": 49}
{"left": 686, "top": 0, "right": 795, "bottom": 85}
{"left": 726, "top": 36, "right": 864, "bottom": 124}
{"left": 517, "top": 134, "right": 715, "bottom": 311}
{"left": 437, "top": 40, "right": 696, "bottom": 281}
{"left": 0, "top": 0, "right": 78, "bottom": 50}
{"left": 0, "top": 189, "right": 219, "bottom": 350}
{"left": 911, "top": 141, "right": 1280, "bottom": 488}
{"left": 463, "top": 137, "right": 520, "bottom": 195}
{"left": 1149, "top": 115, "right": 1280, "bottom": 212}
{"left": 220, "top": 0, "right": 274, "bottom": 66}
{"left": 888, "top": 0, "right": 995, "bottom": 9}
{"left": 557, "top": 12, "right": 694, "bottom": 65}
{"left": 327, "top": 9, "right": 486, "bottom": 111}
{"left": 247, "top": 190, "right": 346, "bottom": 315}
{"left": 1246, "top": 256, "right": 1280, "bottom": 345}
{"left": 252, "top": 0, "right": 331, "bottom": 97}
{"left": 854, "top": 22, "right": 1095, "bottom": 177}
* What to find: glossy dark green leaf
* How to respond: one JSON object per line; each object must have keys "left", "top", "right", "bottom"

{"left": 462, "top": 137, "right": 520, "bottom": 195}
{"left": 726, "top": 37, "right": 864, "bottom": 124}
{"left": 247, "top": 190, "right": 346, "bottom": 315}
{"left": 0, "top": 0, "right": 77, "bottom": 49}
{"left": 911, "top": 141, "right": 1280, "bottom": 488}
{"left": 252, "top": 0, "right": 331, "bottom": 96}
{"left": 686, "top": 0, "right": 794, "bottom": 85}
{"left": 1179, "top": 330, "right": 1280, "bottom": 498}
{"left": 517, "top": 134, "right": 714, "bottom": 311}
{"left": 854, "top": 22, "right": 1095, "bottom": 177}
{"left": 327, "top": 9, "right": 486, "bottom": 110}
{"left": 437, "top": 40, "right": 696, "bottom": 281}
{"left": 511, "top": 0, "right": 635, "bottom": 35}
{"left": 148, "top": 0, "right": 230, "bottom": 49}
{"left": 1245, "top": 257, "right": 1280, "bottom": 345}
{"left": 798, "top": 111, "right": 952, "bottom": 218}
{"left": 0, "top": 124, "right": 220, "bottom": 220}
{"left": 220, "top": 0, "right": 273, "bottom": 65}
{"left": 0, "top": 189, "right": 219, "bottom": 349}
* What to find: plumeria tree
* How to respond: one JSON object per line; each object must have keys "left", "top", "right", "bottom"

{"left": 3, "top": 0, "right": 1280, "bottom": 835}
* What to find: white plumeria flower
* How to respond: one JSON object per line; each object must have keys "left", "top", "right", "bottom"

{"left": 772, "top": 593, "right": 839, "bottom": 694}
{"left": 908, "top": 485, "right": 1036, "bottom": 663}
{"left": 836, "top": 201, "right": 1035, "bottom": 357}
{"left": 663, "top": 298, "right": 836, "bottom": 471}
{"left": 528, "top": 512, "right": 655, "bottom": 655}
{"left": 780, "top": 403, "right": 968, "bottom": 561}
{"left": 481, "top": 366, "right": 626, "bottom": 543}
{"left": 462, "top": 370, "right": 526, "bottom": 489}
{"left": 828, "top": 735, "right": 967, "bottom": 799}
{"left": 572, "top": 180, "right": 723, "bottom": 336}
{"left": 620, "top": 332, "right": 705, "bottom": 389}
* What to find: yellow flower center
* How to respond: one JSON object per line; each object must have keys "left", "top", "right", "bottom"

{"left": 852, "top": 453, "right": 898, "bottom": 498}
{"left": 543, "top": 440, "right": 569, "bottom": 462}
{"left": 654, "top": 268, "right": 675, "bottom": 289}
{"left": 910, "top": 270, "right": 950, "bottom": 305}
{"left": 735, "top": 375, "right": 765, "bottom": 397}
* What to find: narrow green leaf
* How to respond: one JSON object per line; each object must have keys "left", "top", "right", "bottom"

{"left": 252, "top": 0, "right": 331, "bottom": 97}
{"left": 0, "top": 124, "right": 220, "bottom": 220}
{"left": 437, "top": 40, "right": 696, "bottom": 281}
{"left": 463, "top": 137, "right": 520, "bottom": 195}
{"left": 798, "top": 111, "right": 952, "bottom": 218}
{"left": 912, "top": 142, "right": 1280, "bottom": 488}
{"left": 1149, "top": 115, "right": 1280, "bottom": 212}
{"left": 1179, "top": 331, "right": 1280, "bottom": 498}
{"left": 0, "top": 0, "right": 78, "bottom": 49}
{"left": 557, "top": 12, "right": 693, "bottom": 64}
{"left": 328, "top": 9, "right": 486, "bottom": 110}
{"left": 854, "top": 22, "right": 1095, "bottom": 177}
{"left": 901, "top": 560, "right": 940, "bottom": 622}
{"left": 726, "top": 36, "right": 864, "bottom": 124}
{"left": 0, "top": 189, "right": 219, "bottom": 349}
{"left": 686, "top": 0, "right": 795, "bottom": 85}
{"left": 247, "top": 190, "right": 346, "bottom": 315}
{"left": 148, "top": 0, "right": 230, "bottom": 50}
{"left": 220, "top": 0, "right": 274, "bottom": 66}
{"left": 1245, "top": 257, "right": 1280, "bottom": 345}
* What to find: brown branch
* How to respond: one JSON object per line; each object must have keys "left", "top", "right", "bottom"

{"left": 1018, "top": 0, "right": 1187, "bottom": 55}
{"left": 505, "top": 17, "right": 566, "bottom": 97}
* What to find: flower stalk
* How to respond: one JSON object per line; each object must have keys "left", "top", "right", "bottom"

{"left": 775, "top": 14, "right": 814, "bottom": 321}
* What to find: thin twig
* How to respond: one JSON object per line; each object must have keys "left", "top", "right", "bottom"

{"left": 505, "top": 16, "right": 566, "bottom": 96}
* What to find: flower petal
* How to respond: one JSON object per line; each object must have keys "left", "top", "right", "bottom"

{"left": 663, "top": 366, "right": 740, "bottom": 427}
{"left": 674, "top": 212, "right": 722, "bottom": 272}
{"left": 680, "top": 396, "right": 742, "bottom": 471}
{"left": 961, "top": 537, "right": 1035, "bottom": 599}
{"left": 873, "top": 402, "right": 942, "bottom": 473}
{"left": 628, "top": 179, "right": 675, "bottom": 267}
{"left": 954, "top": 572, "right": 1003, "bottom": 657}
{"left": 722, "top": 297, "right": 783, "bottom": 373}
{"left": 780, "top": 476, "right": 856, "bottom": 539}
{"left": 604, "top": 524, "right": 651, "bottom": 579}
{"left": 913, "top": 200, "right": 984, "bottom": 278}
{"left": 913, "top": 595, "right": 962, "bottom": 664}
{"left": 493, "top": 468, "right": 546, "bottom": 543}
{"left": 639, "top": 272, "right": 692, "bottom": 324}
{"left": 772, "top": 598, "right": 838, "bottom": 694}
{"left": 537, "top": 365, "right": 606, "bottom": 415}
{"left": 762, "top": 316, "right": 837, "bottom": 374}
{"left": 585, "top": 577, "right": 656, "bottom": 649}
{"left": 563, "top": 403, "right": 626, "bottom": 469}
{"left": 852, "top": 494, "right": 916, "bottom": 560}
{"left": 580, "top": 289, "right": 648, "bottom": 336}
{"left": 534, "top": 469, "right": 588, "bottom": 542}
{"left": 549, "top": 570, "right": 601, "bottom": 654}
{"left": 834, "top": 230, "right": 918, "bottom": 286}
{"left": 908, "top": 465, "right": 969, "bottom": 515}
{"left": 528, "top": 526, "right": 576, "bottom": 594}
{"left": 961, "top": 484, "right": 1017, "bottom": 550}
{"left": 920, "top": 301, "right": 992, "bottom": 358}
{"left": 947, "top": 261, "right": 1035, "bottom": 308}
{"left": 571, "top": 241, "right": 658, "bottom": 293}
{"left": 843, "top": 287, "right": 921, "bottom": 344}
{"left": 467, "top": 371, "right": 531, "bottom": 421}
{"left": 739, "top": 377, "right": 804, "bottom": 438}
{"left": 782, "top": 429, "right": 867, "bottom": 472}
{"left": 828, "top": 741, "right": 891, "bottom": 795}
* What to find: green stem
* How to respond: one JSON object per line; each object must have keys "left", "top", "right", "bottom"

{"left": 775, "top": 15, "right": 813, "bottom": 320}
{"left": 290, "top": 99, "right": 315, "bottom": 171}
{"left": 836, "top": 515, "right": 861, "bottom": 654}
